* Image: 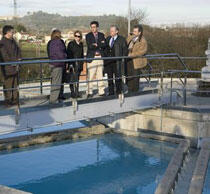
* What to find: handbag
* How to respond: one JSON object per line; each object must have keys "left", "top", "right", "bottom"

{"left": 64, "top": 65, "right": 78, "bottom": 84}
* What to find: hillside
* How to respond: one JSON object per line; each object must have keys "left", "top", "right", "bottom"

{"left": 18, "top": 11, "right": 123, "bottom": 33}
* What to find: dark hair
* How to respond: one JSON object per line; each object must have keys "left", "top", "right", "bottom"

{"left": 133, "top": 24, "right": 143, "bottom": 41}
{"left": 90, "top": 21, "right": 99, "bottom": 27}
{"left": 74, "top": 30, "right": 82, "bottom": 39}
{"left": 51, "top": 29, "right": 61, "bottom": 40}
{"left": 2, "top": 25, "right": 14, "bottom": 36}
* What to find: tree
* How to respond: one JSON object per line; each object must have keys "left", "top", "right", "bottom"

{"left": 15, "top": 24, "right": 27, "bottom": 33}
{"left": 114, "top": 8, "right": 148, "bottom": 37}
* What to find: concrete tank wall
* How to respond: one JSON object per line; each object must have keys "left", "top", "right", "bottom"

{"left": 97, "top": 108, "right": 210, "bottom": 139}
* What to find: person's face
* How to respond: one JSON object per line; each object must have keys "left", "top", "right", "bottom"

{"left": 133, "top": 28, "right": 141, "bottom": 37}
{"left": 6, "top": 29, "right": 15, "bottom": 39}
{"left": 74, "top": 33, "right": 82, "bottom": 42}
{"left": 110, "top": 27, "right": 118, "bottom": 37}
{"left": 90, "top": 24, "right": 98, "bottom": 33}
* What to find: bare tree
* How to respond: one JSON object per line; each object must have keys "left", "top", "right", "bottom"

{"left": 114, "top": 8, "right": 148, "bottom": 37}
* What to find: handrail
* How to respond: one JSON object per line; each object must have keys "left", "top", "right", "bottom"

{"left": 0, "top": 72, "right": 163, "bottom": 92}
{"left": 0, "top": 54, "right": 206, "bottom": 108}
{"left": 0, "top": 53, "right": 190, "bottom": 69}
{"left": 20, "top": 56, "right": 207, "bottom": 61}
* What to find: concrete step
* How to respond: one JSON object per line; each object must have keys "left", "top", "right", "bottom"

{"left": 173, "top": 149, "right": 199, "bottom": 194}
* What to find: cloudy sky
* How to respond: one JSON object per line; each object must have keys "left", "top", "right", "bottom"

{"left": 0, "top": 0, "right": 210, "bottom": 25}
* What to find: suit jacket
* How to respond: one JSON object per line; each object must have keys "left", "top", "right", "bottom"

{"left": 86, "top": 32, "right": 106, "bottom": 60}
{"left": 127, "top": 35, "right": 147, "bottom": 69}
{"left": 67, "top": 40, "right": 84, "bottom": 72}
{"left": 105, "top": 35, "right": 128, "bottom": 75}
{"left": 106, "top": 35, "right": 128, "bottom": 58}
{"left": 0, "top": 37, "right": 21, "bottom": 76}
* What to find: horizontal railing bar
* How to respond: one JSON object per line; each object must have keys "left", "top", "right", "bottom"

{"left": 171, "top": 88, "right": 210, "bottom": 93}
{"left": 0, "top": 72, "right": 163, "bottom": 92}
{"left": 169, "top": 70, "right": 202, "bottom": 73}
{"left": 20, "top": 56, "right": 207, "bottom": 62}
{"left": 0, "top": 53, "right": 193, "bottom": 66}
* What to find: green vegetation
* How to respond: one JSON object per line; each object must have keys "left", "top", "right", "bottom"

{"left": 19, "top": 42, "right": 49, "bottom": 82}
{"left": 0, "top": 10, "right": 210, "bottom": 83}
{"left": 18, "top": 11, "right": 122, "bottom": 34}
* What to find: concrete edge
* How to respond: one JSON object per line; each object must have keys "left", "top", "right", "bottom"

{"left": 0, "top": 121, "right": 112, "bottom": 151}
{"left": 188, "top": 140, "right": 210, "bottom": 194}
{"left": 114, "top": 128, "right": 186, "bottom": 145}
{"left": 155, "top": 140, "right": 190, "bottom": 194}
{"left": 0, "top": 185, "right": 31, "bottom": 194}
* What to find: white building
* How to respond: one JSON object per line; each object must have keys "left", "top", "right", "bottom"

{"left": 0, "top": 16, "right": 14, "bottom": 21}
{"left": 45, "top": 35, "right": 51, "bottom": 44}
{"left": 21, "top": 33, "right": 30, "bottom": 41}
{"left": 14, "top": 32, "right": 22, "bottom": 42}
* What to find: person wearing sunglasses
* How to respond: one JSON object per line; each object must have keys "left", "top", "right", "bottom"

{"left": 66, "top": 30, "right": 84, "bottom": 98}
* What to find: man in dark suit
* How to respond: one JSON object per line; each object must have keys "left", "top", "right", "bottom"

{"left": 105, "top": 25, "right": 128, "bottom": 96}
{"left": 86, "top": 21, "right": 106, "bottom": 97}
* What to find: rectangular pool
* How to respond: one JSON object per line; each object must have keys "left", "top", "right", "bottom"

{"left": 0, "top": 134, "right": 177, "bottom": 194}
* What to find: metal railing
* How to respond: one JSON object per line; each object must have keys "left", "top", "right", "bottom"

{"left": 0, "top": 53, "right": 209, "bottom": 136}
{"left": 0, "top": 53, "right": 194, "bottom": 94}
{"left": 0, "top": 54, "right": 208, "bottom": 110}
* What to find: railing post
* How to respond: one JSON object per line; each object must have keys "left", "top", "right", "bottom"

{"left": 170, "top": 72, "right": 173, "bottom": 105}
{"left": 119, "top": 58, "right": 125, "bottom": 107}
{"left": 183, "top": 74, "right": 187, "bottom": 106}
{"left": 73, "top": 61, "right": 78, "bottom": 115}
{"left": 15, "top": 64, "right": 20, "bottom": 124}
{"left": 159, "top": 71, "right": 164, "bottom": 102}
{"left": 40, "top": 63, "right": 43, "bottom": 94}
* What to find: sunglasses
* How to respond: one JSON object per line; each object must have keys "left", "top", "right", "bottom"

{"left": 75, "top": 35, "right": 81, "bottom": 38}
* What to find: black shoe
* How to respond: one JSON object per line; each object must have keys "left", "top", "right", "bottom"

{"left": 49, "top": 99, "right": 62, "bottom": 104}
{"left": 71, "top": 93, "right": 77, "bottom": 99}
{"left": 87, "top": 94, "right": 94, "bottom": 99}
{"left": 58, "top": 96, "right": 67, "bottom": 100}
{"left": 98, "top": 93, "right": 106, "bottom": 97}
{"left": 9, "top": 101, "right": 18, "bottom": 106}
{"left": 77, "top": 93, "right": 82, "bottom": 98}
{"left": 108, "top": 92, "right": 114, "bottom": 96}
{"left": 4, "top": 102, "right": 12, "bottom": 108}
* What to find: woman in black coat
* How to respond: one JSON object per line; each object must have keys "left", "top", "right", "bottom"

{"left": 67, "top": 30, "right": 84, "bottom": 98}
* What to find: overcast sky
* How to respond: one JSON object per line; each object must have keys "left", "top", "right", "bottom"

{"left": 0, "top": 0, "right": 210, "bottom": 25}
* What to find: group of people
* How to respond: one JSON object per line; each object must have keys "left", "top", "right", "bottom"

{"left": 0, "top": 21, "right": 148, "bottom": 106}
{"left": 47, "top": 21, "right": 148, "bottom": 104}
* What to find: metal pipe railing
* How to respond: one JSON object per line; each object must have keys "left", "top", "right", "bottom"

{"left": 0, "top": 54, "right": 208, "bottom": 110}
{"left": 0, "top": 53, "right": 193, "bottom": 66}
{"left": 0, "top": 53, "right": 188, "bottom": 95}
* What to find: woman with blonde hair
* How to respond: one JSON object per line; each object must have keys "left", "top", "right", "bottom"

{"left": 47, "top": 29, "right": 67, "bottom": 104}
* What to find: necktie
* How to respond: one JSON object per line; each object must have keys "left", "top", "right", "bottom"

{"left": 111, "top": 37, "right": 115, "bottom": 48}
{"left": 94, "top": 33, "right": 98, "bottom": 42}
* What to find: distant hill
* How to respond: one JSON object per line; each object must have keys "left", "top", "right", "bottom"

{"left": 18, "top": 11, "right": 124, "bottom": 33}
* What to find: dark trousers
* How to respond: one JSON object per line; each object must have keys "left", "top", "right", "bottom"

{"left": 105, "top": 63, "right": 122, "bottom": 95}
{"left": 3, "top": 74, "right": 18, "bottom": 104}
{"left": 127, "top": 60, "right": 141, "bottom": 93}
{"left": 70, "top": 70, "right": 81, "bottom": 97}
